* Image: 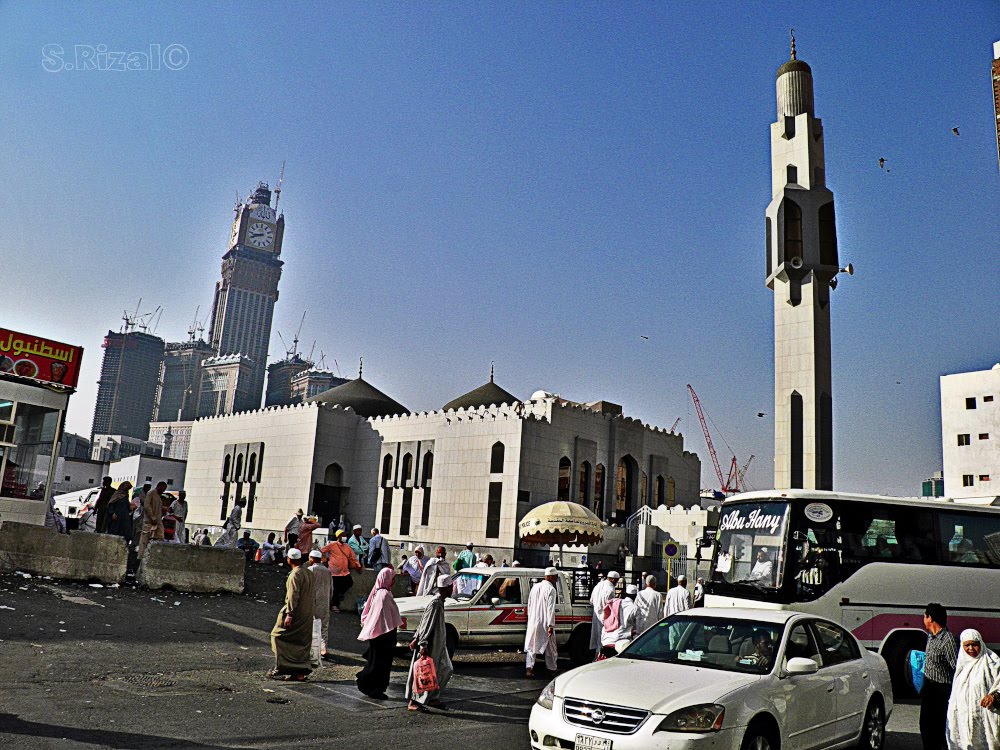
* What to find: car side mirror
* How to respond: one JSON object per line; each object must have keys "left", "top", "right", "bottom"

{"left": 614, "top": 640, "right": 631, "bottom": 654}
{"left": 491, "top": 597, "right": 500, "bottom": 607}
{"left": 785, "top": 657, "right": 819, "bottom": 675}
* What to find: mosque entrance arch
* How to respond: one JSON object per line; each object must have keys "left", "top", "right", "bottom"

{"left": 313, "top": 462, "right": 347, "bottom": 528}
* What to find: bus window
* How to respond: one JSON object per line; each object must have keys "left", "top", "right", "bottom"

{"left": 938, "top": 513, "right": 1000, "bottom": 566}
{"left": 839, "top": 505, "right": 931, "bottom": 566}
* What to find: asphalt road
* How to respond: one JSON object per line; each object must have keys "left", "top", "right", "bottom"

{"left": 0, "top": 566, "right": 921, "bottom": 749}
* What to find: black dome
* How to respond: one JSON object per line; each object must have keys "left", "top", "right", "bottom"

{"left": 442, "top": 380, "right": 518, "bottom": 412}
{"left": 307, "top": 377, "right": 409, "bottom": 418}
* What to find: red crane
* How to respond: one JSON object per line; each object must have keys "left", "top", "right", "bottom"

{"left": 687, "top": 384, "right": 745, "bottom": 495}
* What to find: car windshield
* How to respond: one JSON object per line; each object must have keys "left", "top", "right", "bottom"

{"left": 619, "top": 615, "right": 785, "bottom": 675}
{"left": 452, "top": 572, "right": 488, "bottom": 601}
{"left": 713, "top": 501, "right": 789, "bottom": 590}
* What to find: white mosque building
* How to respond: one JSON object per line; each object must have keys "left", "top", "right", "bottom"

{"left": 182, "top": 372, "right": 701, "bottom": 559}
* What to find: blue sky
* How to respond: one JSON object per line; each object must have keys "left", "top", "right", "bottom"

{"left": 2, "top": 2, "right": 997, "bottom": 495}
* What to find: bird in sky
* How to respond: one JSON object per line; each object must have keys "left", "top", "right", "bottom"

{"left": 878, "top": 157, "right": 886, "bottom": 169}
{"left": 639, "top": 335, "right": 649, "bottom": 340}
{"left": 952, "top": 127, "right": 960, "bottom": 136}
{"left": 757, "top": 412, "right": 766, "bottom": 418}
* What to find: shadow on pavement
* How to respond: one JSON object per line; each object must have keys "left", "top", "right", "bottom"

{"left": 0, "top": 713, "right": 252, "bottom": 750}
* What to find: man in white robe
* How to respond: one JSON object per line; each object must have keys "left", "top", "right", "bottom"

{"left": 600, "top": 584, "right": 638, "bottom": 657}
{"left": 416, "top": 547, "right": 452, "bottom": 597}
{"left": 634, "top": 575, "right": 663, "bottom": 634}
{"left": 664, "top": 574, "right": 692, "bottom": 616}
{"left": 524, "top": 567, "right": 559, "bottom": 677}
{"left": 589, "top": 570, "right": 619, "bottom": 657}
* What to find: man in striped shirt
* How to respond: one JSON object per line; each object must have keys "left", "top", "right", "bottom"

{"left": 919, "top": 602, "right": 959, "bottom": 750}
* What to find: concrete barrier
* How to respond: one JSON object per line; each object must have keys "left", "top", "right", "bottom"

{"left": 0, "top": 521, "right": 128, "bottom": 584}
{"left": 137, "top": 542, "right": 246, "bottom": 594}
{"left": 340, "top": 568, "right": 410, "bottom": 612}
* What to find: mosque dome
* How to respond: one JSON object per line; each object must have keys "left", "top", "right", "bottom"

{"left": 443, "top": 376, "right": 518, "bottom": 412}
{"left": 776, "top": 58, "right": 812, "bottom": 78}
{"left": 307, "top": 377, "right": 409, "bottom": 418}
{"left": 775, "top": 34, "right": 814, "bottom": 118}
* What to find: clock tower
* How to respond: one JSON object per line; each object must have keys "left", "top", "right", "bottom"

{"left": 207, "top": 182, "right": 285, "bottom": 413}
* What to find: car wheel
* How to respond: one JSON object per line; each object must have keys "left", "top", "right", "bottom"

{"left": 856, "top": 699, "right": 885, "bottom": 750}
{"left": 445, "top": 626, "right": 458, "bottom": 659}
{"left": 740, "top": 728, "right": 778, "bottom": 750}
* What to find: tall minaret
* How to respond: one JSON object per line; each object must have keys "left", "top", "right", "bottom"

{"left": 765, "top": 36, "right": 839, "bottom": 491}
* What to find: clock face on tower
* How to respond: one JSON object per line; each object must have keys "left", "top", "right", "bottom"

{"left": 246, "top": 222, "right": 274, "bottom": 249}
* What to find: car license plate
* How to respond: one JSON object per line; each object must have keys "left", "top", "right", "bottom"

{"left": 574, "top": 734, "right": 612, "bottom": 750}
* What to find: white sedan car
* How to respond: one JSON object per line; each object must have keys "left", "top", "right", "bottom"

{"left": 529, "top": 607, "right": 892, "bottom": 750}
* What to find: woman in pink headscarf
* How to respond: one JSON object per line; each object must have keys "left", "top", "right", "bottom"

{"left": 356, "top": 567, "right": 403, "bottom": 699}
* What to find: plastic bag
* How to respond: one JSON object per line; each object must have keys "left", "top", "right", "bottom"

{"left": 310, "top": 618, "right": 323, "bottom": 668}
{"left": 413, "top": 654, "right": 439, "bottom": 694}
{"left": 908, "top": 649, "right": 926, "bottom": 694}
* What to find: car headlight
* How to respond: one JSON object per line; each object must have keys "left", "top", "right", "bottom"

{"left": 536, "top": 679, "right": 556, "bottom": 710}
{"left": 656, "top": 704, "right": 725, "bottom": 733}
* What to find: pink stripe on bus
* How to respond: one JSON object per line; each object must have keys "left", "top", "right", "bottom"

{"left": 853, "top": 613, "right": 1000, "bottom": 644}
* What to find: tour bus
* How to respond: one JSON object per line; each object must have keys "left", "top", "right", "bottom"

{"left": 704, "top": 489, "right": 1000, "bottom": 693}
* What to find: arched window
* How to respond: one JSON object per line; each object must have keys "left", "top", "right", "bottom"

{"left": 783, "top": 198, "right": 802, "bottom": 263}
{"left": 667, "top": 477, "right": 676, "bottom": 506}
{"left": 578, "top": 461, "right": 592, "bottom": 506}
{"left": 557, "top": 457, "right": 572, "bottom": 502}
{"left": 234, "top": 455, "right": 244, "bottom": 483}
{"left": 381, "top": 454, "right": 393, "bottom": 485}
{"left": 490, "top": 442, "right": 505, "bottom": 474}
{"left": 421, "top": 453, "right": 433, "bottom": 487}
{"left": 819, "top": 203, "right": 837, "bottom": 266}
{"left": 401, "top": 453, "right": 414, "bottom": 484}
{"left": 222, "top": 454, "right": 231, "bottom": 482}
{"left": 640, "top": 470, "right": 648, "bottom": 508}
{"left": 420, "top": 453, "right": 434, "bottom": 526}
{"left": 324, "top": 463, "right": 343, "bottom": 486}
{"left": 594, "top": 464, "right": 605, "bottom": 519}
{"left": 615, "top": 455, "right": 637, "bottom": 523}
{"left": 655, "top": 476, "right": 665, "bottom": 506}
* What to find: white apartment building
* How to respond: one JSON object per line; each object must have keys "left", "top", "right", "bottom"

{"left": 941, "top": 364, "right": 1000, "bottom": 501}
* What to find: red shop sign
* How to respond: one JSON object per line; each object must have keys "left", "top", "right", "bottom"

{"left": 0, "top": 328, "right": 84, "bottom": 389}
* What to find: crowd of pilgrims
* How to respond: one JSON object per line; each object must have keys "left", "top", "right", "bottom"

{"left": 48, "top": 486, "right": 1000, "bottom": 742}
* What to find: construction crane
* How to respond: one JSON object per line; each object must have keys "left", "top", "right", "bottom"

{"left": 669, "top": 417, "right": 681, "bottom": 432}
{"left": 686, "top": 384, "right": 747, "bottom": 495}
{"left": 273, "top": 161, "right": 285, "bottom": 213}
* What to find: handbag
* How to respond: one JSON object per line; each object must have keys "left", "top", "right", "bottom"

{"left": 413, "top": 654, "right": 439, "bottom": 694}
{"left": 908, "top": 649, "right": 926, "bottom": 694}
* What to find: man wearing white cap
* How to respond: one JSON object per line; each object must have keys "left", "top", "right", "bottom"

{"left": 634, "top": 575, "right": 663, "bottom": 634}
{"left": 600, "top": 583, "right": 638, "bottom": 658}
{"left": 456, "top": 542, "right": 477, "bottom": 571}
{"left": 664, "top": 574, "right": 692, "bottom": 617}
{"left": 589, "top": 570, "right": 619, "bottom": 658}
{"left": 524, "top": 567, "right": 560, "bottom": 677}
{"left": 406, "top": 573, "right": 454, "bottom": 711}
{"left": 307, "top": 549, "right": 332, "bottom": 663}
{"left": 268, "top": 548, "right": 316, "bottom": 681}
{"left": 348, "top": 524, "right": 369, "bottom": 562}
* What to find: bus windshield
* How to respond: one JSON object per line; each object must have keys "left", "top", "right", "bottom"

{"left": 714, "top": 501, "right": 789, "bottom": 590}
